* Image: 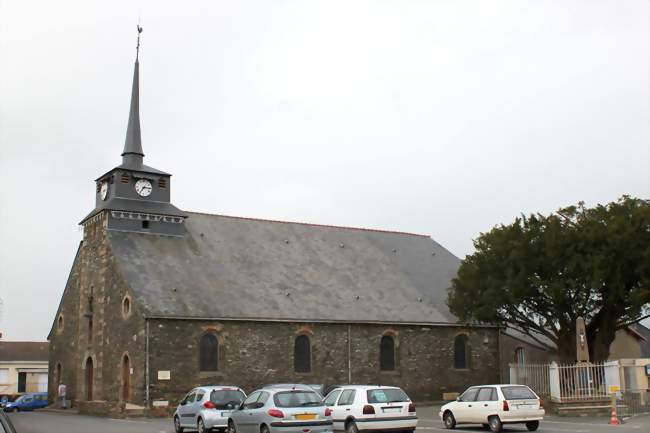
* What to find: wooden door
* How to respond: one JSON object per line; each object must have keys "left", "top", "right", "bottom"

{"left": 122, "top": 355, "right": 130, "bottom": 401}
{"left": 85, "top": 357, "right": 93, "bottom": 401}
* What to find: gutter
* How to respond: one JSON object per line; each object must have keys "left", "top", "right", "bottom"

{"left": 143, "top": 315, "right": 500, "bottom": 329}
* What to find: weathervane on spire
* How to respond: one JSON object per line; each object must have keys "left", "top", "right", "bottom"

{"left": 136, "top": 23, "right": 143, "bottom": 61}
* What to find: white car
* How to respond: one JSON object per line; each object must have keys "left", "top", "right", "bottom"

{"left": 174, "top": 385, "right": 247, "bottom": 433}
{"left": 323, "top": 385, "right": 417, "bottom": 433}
{"left": 439, "top": 384, "right": 544, "bottom": 432}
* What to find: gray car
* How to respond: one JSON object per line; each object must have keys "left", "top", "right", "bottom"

{"left": 174, "top": 386, "right": 247, "bottom": 433}
{"left": 228, "top": 386, "right": 333, "bottom": 433}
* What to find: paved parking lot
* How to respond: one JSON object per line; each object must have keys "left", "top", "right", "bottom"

{"left": 5, "top": 407, "right": 649, "bottom": 433}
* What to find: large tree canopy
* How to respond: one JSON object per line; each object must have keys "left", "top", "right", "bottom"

{"left": 448, "top": 196, "right": 650, "bottom": 362}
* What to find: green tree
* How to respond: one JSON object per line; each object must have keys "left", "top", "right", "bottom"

{"left": 448, "top": 196, "right": 650, "bottom": 362}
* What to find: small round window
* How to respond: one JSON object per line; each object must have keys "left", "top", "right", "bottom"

{"left": 122, "top": 296, "right": 131, "bottom": 317}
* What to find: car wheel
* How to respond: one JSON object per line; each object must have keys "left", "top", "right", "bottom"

{"left": 198, "top": 418, "right": 206, "bottom": 433}
{"left": 525, "top": 421, "right": 539, "bottom": 431}
{"left": 346, "top": 420, "right": 359, "bottom": 433}
{"left": 488, "top": 416, "right": 502, "bottom": 433}
{"left": 228, "top": 420, "right": 237, "bottom": 433}
{"left": 443, "top": 411, "right": 456, "bottom": 429}
{"left": 174, "top": 416, "right": 184, "bottom": 433}
{"left": 261, "top": 424, "right": 270, "bottom": 433}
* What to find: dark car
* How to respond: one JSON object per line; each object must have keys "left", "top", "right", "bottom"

{"left": 2, "top": 393, "right": 48, "bottom": 412}
{"left": 0, "top": 410, "right": 18, "bottom": 433}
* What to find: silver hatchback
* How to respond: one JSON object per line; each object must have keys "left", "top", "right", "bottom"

{"left": 228, "top": 386, "right": 333, "bottom": 433}
{"left": 174, "top": 386, "right": 247, "bottom": 433}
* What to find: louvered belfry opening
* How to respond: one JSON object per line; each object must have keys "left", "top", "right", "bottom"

{"left": 199, "top": 333, "right": 219, "bottom": 371}
{"left": 294, "top": 335, "right": 311, "bottom": 373}
{"left": 380, "top": 335, "right": 396, "bottom": 371}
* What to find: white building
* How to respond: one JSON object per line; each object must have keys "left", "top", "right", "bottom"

{"left": 0, "top": 341, "right": 49, "bottom": 396}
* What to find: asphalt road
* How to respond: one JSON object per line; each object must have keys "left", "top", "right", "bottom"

{"left": 5, "top": 407, "right": 649, "bottom": 433}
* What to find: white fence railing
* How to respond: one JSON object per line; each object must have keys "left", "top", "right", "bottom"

{"left": 509, "top": 364, "right": 550, "bottom": 397}
{"left": 511, "top": 361, "right": 619, "bottom": 403}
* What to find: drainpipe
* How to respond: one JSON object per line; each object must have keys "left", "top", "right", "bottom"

{"left": 347, "top": 324, "right": 352, "bottom": 384}
{"left": 145, "top": 319, "right": 150, "bottom": 407}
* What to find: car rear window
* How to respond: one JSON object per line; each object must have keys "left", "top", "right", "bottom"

{"left": 501, "top": 386, "right": 536, "bottom": 400}
{"left": 210, "top": 389, "right": 246, "bottom": 409}
{"left": 273, "top": 390, "right": 323, "bottom": 408}
{"left": 367, "top": 388, "right": 409, "bottom": 403}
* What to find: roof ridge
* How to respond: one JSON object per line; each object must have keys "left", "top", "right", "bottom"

{"left": 186, "top": 211, "right": 430, "bottom": 238}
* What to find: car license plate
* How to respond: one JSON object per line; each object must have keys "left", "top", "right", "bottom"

{"left": 382, "top": 407, "right": 402, "bottom": 413}
{"left": 296, "top": 414, "right": 316, "bottom": 420}
{"left": 515, "top": 404, "right": 534, "bottom": 409}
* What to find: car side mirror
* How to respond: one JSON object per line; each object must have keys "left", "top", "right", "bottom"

{"left": 238, "top": 402, "right": 245, "bottom": 410}
{"left": 456, "top": 397, "right": 461, "bottom": 402}
{"left": 180, "top": 399, "right": 187, "bottom": 406}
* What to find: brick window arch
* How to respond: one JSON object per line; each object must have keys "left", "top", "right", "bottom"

{"left": 294, "top": 335, "right": 311, "bottom": 373}
{"left": 454, "top": 334, "right": 470, "bottom": 369}
{"left": 380, "top": 335, "right": 396, "bottom": 371}
{"left": 199, "top": 333, "right": 219, "bottom": 372}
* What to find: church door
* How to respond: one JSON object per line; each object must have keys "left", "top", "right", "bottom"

{"left": 122, "top": 355, "right": 131, "bottom": 401}
{"left": 85, "top": 357, "right": 93, "bottom": 401}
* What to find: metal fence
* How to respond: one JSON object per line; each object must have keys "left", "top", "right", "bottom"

{"left": 511, "top": 362, "right": 613, "bottom": 403}
{"left": 619, "top": 390, "right": 650, "bottom": 418}
{"left": 509, "top": 364, "right": 550, "bottom": 397}
{"left": 553, "top": 362, "right": 609, "bottom": 402}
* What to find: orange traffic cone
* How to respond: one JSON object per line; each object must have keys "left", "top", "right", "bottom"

{"left": 609, "top": 406, "right": 620, "bottom": 426}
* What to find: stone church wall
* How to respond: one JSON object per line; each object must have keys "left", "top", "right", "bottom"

{"left": 48, "top": 213, "right": 146, "bottom": 412}
{"left": 147, "top": 318, "right": 500, "bottom": 410}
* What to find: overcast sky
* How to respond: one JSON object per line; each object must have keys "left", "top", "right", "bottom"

{"left": 1, "top": 1, "right": 648, "bottom": 341}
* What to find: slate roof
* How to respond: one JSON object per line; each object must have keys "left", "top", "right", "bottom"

{"left": 109, "top": 212, "right": 465, "bottom": 325}
{"left": 0, "top": 342, "right": 49, "bottom": 362}
{"left": 629, "top": 323, "right": 650, "bottom": 358}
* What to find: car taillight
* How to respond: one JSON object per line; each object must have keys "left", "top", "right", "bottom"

{"left": 325, "top": 407, "right": 332, "bottom": 417}
{"left": 539, "top": 399, "right": 544, "bottom": 409}
{"left": 362, "top": 405, "right": 375, "bottom": 415}
{"left": 502, "top": 400, "right": 509, "bottom": 411}
{"left": 268, "top": 409, "right": 285, "bottom": 418}
{"left": 203, "top": 401, "right": 216, "bottom": 409}
{"left": 408, "top": 403, "right": 416, "bottom": 413}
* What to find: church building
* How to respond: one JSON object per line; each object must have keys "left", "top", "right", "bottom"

{"left": 48, "top": 47, "right": 501, "bottom": 416}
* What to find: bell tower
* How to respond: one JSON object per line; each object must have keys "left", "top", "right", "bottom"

{"left": 80, "top": 26, "right": 187, "bottom": 236}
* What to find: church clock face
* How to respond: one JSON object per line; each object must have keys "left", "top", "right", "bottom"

{"left": 100, "top": 181, "right": 109, "bottom": 200}
{"left": 135, "top": 179, "right": 153, "bottom": 197}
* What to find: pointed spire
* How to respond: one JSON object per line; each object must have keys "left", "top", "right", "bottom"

{"left": 122, "top": 25, "right": 144, "bottom": 165}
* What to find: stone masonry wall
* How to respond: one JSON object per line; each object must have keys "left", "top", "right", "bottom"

{"left": 48, "top": 211, "right": 146, "bottom": 410}
{"left": 147, "top": 319, "right": 500, "bottom": 411}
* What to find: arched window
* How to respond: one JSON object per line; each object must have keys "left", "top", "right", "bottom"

{"left": 199, "top": 333, "right": 219, "bottom": 372}
{"left": 294, "top": 335, "right": 311, "bottom": 373}
{"left": 122, "top": 296, "right": 131, "bottom": 317}
{"left": 514, "top": 347, "right": 526, "bottom": 366}
{"left": 454, "top": 334, "right": 469, "bottom": 369}
{"left": 380, "top": 335, "right": 396, "bottom": 371}
{"left": 55, "top": 363, "right": 62, "bottom": 386}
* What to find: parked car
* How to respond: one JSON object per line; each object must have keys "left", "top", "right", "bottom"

{"left": 323, "top": 385, "right": 417, "bottom": 433}
{"left": 439, "top": 384, "right": 544, "bottom": 432}
{"left": 173, "top": 386, "right": 246, "bottom": 433}
{"left": 262, "top": 384, "right": 324, "bottom": 398}
{"left": 0, "top": 410, "right": 18, "bottom": 433}
{"left": 228, "top": 385, "right": 333, "bottom": 433}
{"left": 2, "top": 393, "right": 48, "bottom": 412}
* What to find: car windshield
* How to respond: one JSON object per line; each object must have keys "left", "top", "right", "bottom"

{"left": 367, "top": 388, "right": 409, "bottom": 403}
{"left": 273, "top": 390, "right": 323, "bottom": 408}
{"left": 13, "top": 396, "right": 25, "bottom": 403}
{"left": 501, "top": 386, "right": 536, "bottom": 400}
{"left": 210, "top": 389, "right": 246, "bottom": 409}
